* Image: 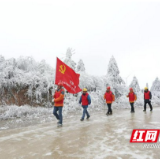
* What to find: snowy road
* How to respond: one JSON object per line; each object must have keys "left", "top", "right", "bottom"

{"left": 0, "top": 107, "right": 160, "bottom": 159}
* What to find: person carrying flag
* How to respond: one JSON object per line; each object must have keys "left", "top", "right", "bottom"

{"left": 54, "top": 57, "right": 82, "bottom": 125}
{"left": 53, "top": 82, "right": 65, "bottom": 127}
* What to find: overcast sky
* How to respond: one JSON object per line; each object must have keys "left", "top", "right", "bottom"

{"left": 0, "top": 0, "right": 160, "bottom": 89}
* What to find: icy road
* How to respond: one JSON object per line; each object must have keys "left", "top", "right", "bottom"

{"left": 0, "top": 107, "right": 160, "bottom": 159}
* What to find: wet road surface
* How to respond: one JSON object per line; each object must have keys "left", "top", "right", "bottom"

{"left": 0, "top": 107, "right": 160, "bottom": 158}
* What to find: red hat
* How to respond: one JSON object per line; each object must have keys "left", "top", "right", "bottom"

{"left": 130, "top": 88, "right": 133, "bottom": 90}
{"left": 107, "top": 86, "right": 110, "bottom": 90}
{"left": 58, "top": 82, "right": 63, "bottom": 86}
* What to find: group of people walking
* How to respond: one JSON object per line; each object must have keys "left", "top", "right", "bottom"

{"left": 53, "top": 82, "right": 153, "bottom": 127}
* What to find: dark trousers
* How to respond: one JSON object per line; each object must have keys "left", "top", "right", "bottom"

{"left": 130, "top": 103, "right": 134, "bottom": 112}
{"left": 53, "top": 106, "right": 63, "bottom": 124}
{"left": 144, "top": 100, "right": 152, "bottom": 110}
{"left": 107, "top": 103, "right": 112, "bottom": 113}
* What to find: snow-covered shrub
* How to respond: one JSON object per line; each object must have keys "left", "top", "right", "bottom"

{"left": 0, "top": 56, "right": 55, "bottom": 106}
{"left": 0, "top": 105, "right": 52, "bottom": 120}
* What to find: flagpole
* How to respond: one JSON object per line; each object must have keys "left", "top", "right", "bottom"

{"left": 53, "top": 57, "right": 57, "bottom": 95}
{"left": 52, "top": 57, "right": 57, "bottom": 104}
{"left": 54, "top": 57, "right": 57, "bottom": 84}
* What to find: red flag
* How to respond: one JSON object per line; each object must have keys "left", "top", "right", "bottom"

{"left": 55, "top": 57, "right": 82, "bottom": 94}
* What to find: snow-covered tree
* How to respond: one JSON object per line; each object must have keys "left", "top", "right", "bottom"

{"left": 77, "top": 59, "right": 85, "bottom": 72}
{"left": 79, "top": 73, "right": 95, "bottom": 91}
{"left": 0, "top": 56, "right": 55, "bottom": 107}
{"left": 104, "top": 56, "right": 126, "bottom": 98}
{"left": 151, "top": 77, "right": 160, "bottom": 98}
{"left": 128, "top": 76, "right": 144, "bottom": 106}
{"left": 64, "top": 48, "right": 76, "bottom": 70}
{"left": 151, "top": 78, "right": 160, "bottom": 92}
{"left": 150, "top": 78, "right": 160, "bottom": 104}
{"left": 1, "top": 54, "right": 158, "bottom": 109}
{"left": 129, "top": 76, "right": 140, "bottom": 93}
{"left": 107, "top": 56, "right": 120, "bottom": 77}
{"left": 0, "top": 55, "right": 5, "bottom": 63}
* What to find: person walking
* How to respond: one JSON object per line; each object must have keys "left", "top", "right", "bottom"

{"left": 53, "top": 82, "right": 65, "bottom": 127}
{"left": 79, "top": 88, "right": 91, "bottom": 121}
{"left": 104, "top": 86, "right": 115, "bottom": 115}
{"left": 126, "top": 88, "right": 137, "bottom": 113}
{"left": 143, "top": 87, "right": 153, "bottom": 112}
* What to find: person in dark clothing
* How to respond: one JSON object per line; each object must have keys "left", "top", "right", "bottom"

{"left": 143, "top": 87, "right": 153, "bottom": 112}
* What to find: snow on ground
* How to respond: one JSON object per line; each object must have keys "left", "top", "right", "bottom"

{"left": 0, "top": 105, "right": 53, "bottom": 130}
{"left": 0, "top": 107, "right": 160, "bottom": 159}
{"left": 0, "top": 101, "right": 159, "bottom": 130}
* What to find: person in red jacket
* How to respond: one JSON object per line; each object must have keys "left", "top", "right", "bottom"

{"left": 143, "top": 87, "right": 153, "bottom": 112}
{"left": 79, "top": 88, "right": 91, "bottom": 121}
{"left": 53, "top": 82, "right": 65, "bottom": 127}
{"left": 104, "top": 86, "right": 115, "bottom": 115}
{"left": 126, "top": 88, "right": 137, "bottom": 113}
